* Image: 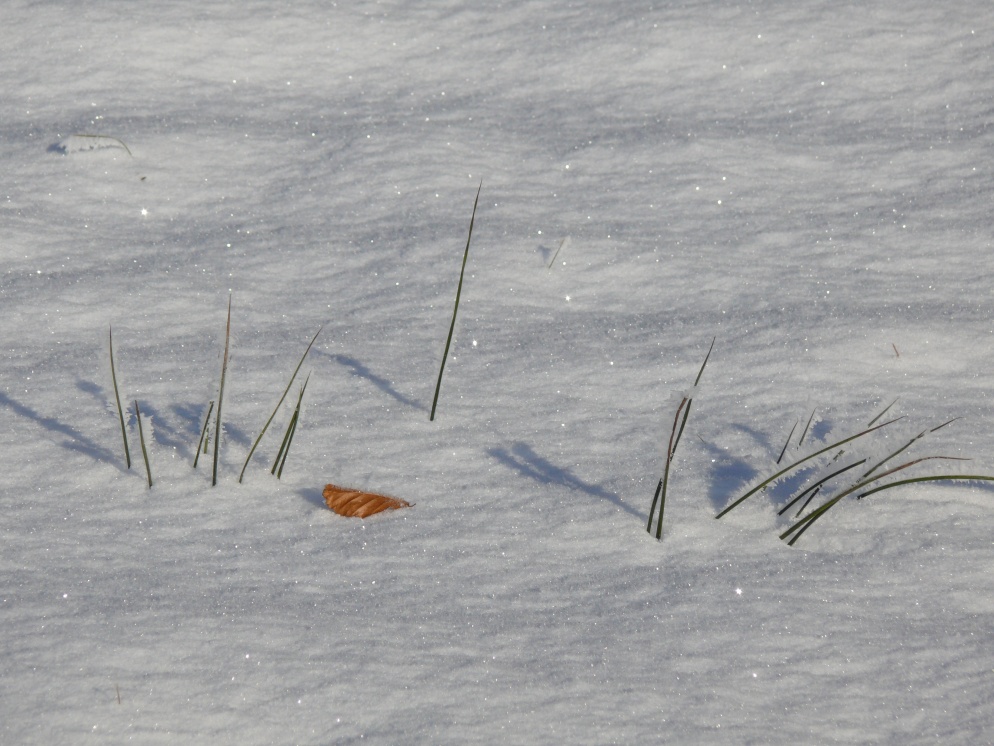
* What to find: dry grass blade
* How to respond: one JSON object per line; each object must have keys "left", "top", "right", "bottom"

{"left": 322, "top": 483, "right": 413, "bottom": 518}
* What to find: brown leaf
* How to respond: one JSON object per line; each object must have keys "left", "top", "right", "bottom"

{"left": 322, "top": 483, "right": 413, "bottom": 518}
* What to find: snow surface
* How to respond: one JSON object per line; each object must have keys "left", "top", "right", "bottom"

{"left": 3, "top": 1, "right": 994, "bottom": 743}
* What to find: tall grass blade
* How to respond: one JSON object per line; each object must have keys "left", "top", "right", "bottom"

{"left": 193, "top": 400, "right": 214, "bottom": 468}
{"left": 238, "top": 326, "right": 322, "bottom": 482}
{"left": 134, "top": 400, "right": 152, "bottom": 488}
{"left": 108, "top": 327, "right": 131, "bottom": 469}
{"left": 430, "top": 182, "right": 482, "bottom": 422}
{"left": 715, "top": 416, "right": 903, "bottom": 519}
{"left": 212, "top": 296, "right": 232, "bottom": 487}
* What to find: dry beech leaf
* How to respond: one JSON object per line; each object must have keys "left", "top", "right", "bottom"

{"left": 322, "top": 483, "right": 413, "bottom": 518}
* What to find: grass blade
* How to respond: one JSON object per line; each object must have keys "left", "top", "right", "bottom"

{"left": 797, "top": 408, "right": 816, "bottom": 448}
{"left": 193, "top": 400, "right": 214, "bottom": 468}
{"left": 867, "top": 397, "right": 898, "bottom": 427}
{"left": 430, "top": 182, "right": 482, "bottom": 422}
{"left": 547, "top": 236, "right": 568, "bottom": 269}
{"left": 212, "top": 296, "right": 232, "bottom": 487}
{"left": 856, "top": 474, "right": 994, "bottom": 500}
{"left": 134, "top": 401, "right": 152, "bottom": 488}
{"left": 238, "top": 326, "right": 322, "bottom": 482}
{"left": 108, "top": 326, "right": 131, "bottom": 469}
{"left": 715, "top": 416, "right": 903, "bottom": 519}
{"left": 646, "top": 478, "right": 664, "bottom": 533}
{"left": 272, "top": 373, "right": 310, "bottom": 479}
{"left": 776, "top": 420, "right": 798, "bottom": 465}
{"left": 777, "top": 458, "right": 866, "bottom": 517}
{"left": 648, "top": 339, "right": 714, "bottom": 540}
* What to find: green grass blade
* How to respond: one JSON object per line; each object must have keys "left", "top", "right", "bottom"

{"left": 671, "top": 338, "right": 715, "bottom": 454}
{"left": 193, "top": 400, "right": 214, "bottom": 468}
{"left": 108, "top": 327, "right": 131, "bottom": 469}
{"left": 134, "top": 400, "right": 152, "bottom": 488}
{"left": 212, "top": 296, "right": 232, "bottom": 487}
{"left": 653, "top": 398, "right": 688, "bottom": 539}
{"left": 272, "top": 374, "right": 309, "bottom": 478}
{"left": 777, "top": 458, "right": 866, "bottom": 516}
{"left": 777, "top": 420, "right": 798, "bottom": 465}
{"left": 430, "top": 182, "right": 482, "bottom": 422}
{"left": 646, "top": 478, "right": 663, "bottom": 534}
{"left": 238, "top": 326, "right": 322, "bottom": 482}
{"left": 867, "top": 397, "right": 898, "bottom": 427}
{"left": 715, "top": 416, "right": 903, "bottom": 519}
{"left": 857, "top": 474, "right": 994, "bottom": 500}
{"left": 797, "top": 408, "right": 816, "bottom": 448}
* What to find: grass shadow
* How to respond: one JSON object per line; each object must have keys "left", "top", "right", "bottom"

{"left": 324, "top": 352, "right": 423, "bottom": 411}
{"left": 487, "top": 442, "right": 642, "bottom": 518}
{"left": 0, "top": 390, "right": 120, "bottom": 467}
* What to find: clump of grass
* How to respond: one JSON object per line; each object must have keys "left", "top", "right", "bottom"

{"left": 212, "top": 296, "right": 232, "bottom": 487}
{"left": 238, "top": 327, "right": 321, "bottom": 482}
{"left": 647, "top": 337, "right": 714, "bottom": 540}
{"left": 719, "top": 398, "right": 994, "bottom": 547}
{"left": 271, "top": 374, "right": 310, "bottom": 479}
{"left": 714, "top": 415, "right": 902, "bottom": 519}
{"left": 134, "top": 400, "right": 152, "bottom": 488}
{"left": 430, "top": 182, "right": 482, "bottom": 422}
{"left": 108, "top": 326, "right": 131, "bottom": 469}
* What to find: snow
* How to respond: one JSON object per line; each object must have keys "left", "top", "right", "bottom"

{"left": 3, "top": 1, "right": 994, "bottom": 743}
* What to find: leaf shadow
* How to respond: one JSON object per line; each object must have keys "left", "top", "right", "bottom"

{"left": 487, "top": 442, "right": 642, "bottom": 518}
{"left": 298, "top": 486, "right": 329, "bottom": 511}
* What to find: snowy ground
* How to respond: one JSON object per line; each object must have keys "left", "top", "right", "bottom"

{"left": 3, "top": 1, "right": 994, "bottom": 743}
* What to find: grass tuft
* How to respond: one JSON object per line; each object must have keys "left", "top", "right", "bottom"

{"left": 108, "top": 326, "right": 131, "bottom": 469}
{"left": 239, "top": 326, "right": 321, "bottom": 482}
{"left": 647, "top": 337, "right": 714, "bottom": 540}
{"left": 430, "top": 182, "right": 482, "bottom": 422}
{"left": 715, "top": 415, "right": 902, "bottom": 519}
